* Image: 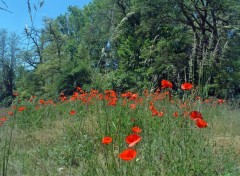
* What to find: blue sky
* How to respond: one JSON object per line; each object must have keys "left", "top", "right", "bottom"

{"left": 0, "top": 0, "right": 92, "bottom": 34}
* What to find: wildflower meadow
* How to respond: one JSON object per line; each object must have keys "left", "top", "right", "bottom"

{"left": 0, "top": 80, "right": 240, "bottom": 176}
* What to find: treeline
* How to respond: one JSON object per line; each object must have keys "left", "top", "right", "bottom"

{"left": 1, "top": 0, "right": 240, "bottom": 106}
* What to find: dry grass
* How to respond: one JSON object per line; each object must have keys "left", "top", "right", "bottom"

{"left": 212, "top": 136, "right": 240, "bottom": 154}
{"left": 9, "top": 119, "right": 67, "bottom": 150}
{"left": 0, "top": 107, "right": 10, "bottom": 117}
{"left": 209, "top": 106, "right": 240, "bottom": 171}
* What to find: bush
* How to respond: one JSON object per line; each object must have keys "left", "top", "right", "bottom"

{"left": 0, "top": 96, "right": 14, "bottom": 107}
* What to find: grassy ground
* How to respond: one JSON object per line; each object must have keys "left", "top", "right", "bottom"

{"left": 0, "top": 88, "right": 240, "bottom": 176}
{"left": 0, "top": 107, "right": 9, "bottom": 117}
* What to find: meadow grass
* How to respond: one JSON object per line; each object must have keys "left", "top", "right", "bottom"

{"left": 0, "top": 86, "right": 240, "bottom": 176}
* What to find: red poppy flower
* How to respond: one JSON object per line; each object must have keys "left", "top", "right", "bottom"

{"left": 0, "top": 117, "right": 7, "bottom": 126}
{"left": 98, "top": 94, "right": 103, "bottom": 100}
{"left": 76, "top": 86, "right": 82, "bottom": 91}
{"left": 158, "top": 111, "right": 164, "bottom": 117}
{"left": 121, "top": 92, "right": 132, "bottom": 98}
{"left": 118, "top": 148, "right": 137, "bottom": 161}
{"left": 195, "top": 118, "right": 208, "bottom": 128}
{"left": 39, "top": 99, "right": 45, "bottom": 105}
{"left": 129, "top": 93, "right": 138, "bottom": 100}
{"left": 173, "top": 112, "right": 178, "bottom": 117}
{"left": 0, "top": 117, "right": 7, "bottom": 122}
{"left": 18, "top": 106, "right": 26, "bottom": 112}
{"left": 217, "top": 99, "right": 225, "bottom": 104}
{"left": 130, "top": 104, "right": 137, "bottom": 109}
{"left": 8, "top": 111, "right": 14, "bottom": 116}
{"left": 105, "top": 90, "right": 117, "bottom": 98}
{"left": 161, "top": 79, "right": 173, "bottom": 89}
{"left": 101, "top": 136, "right": 112, "bottom": 144}
{"left": 181, "top": 83, "right": 193, "bottom": 90}
{"left": 125, "top": 134, "right": 142, "bottom": 147}
{"left": 190, "top": 110, "right": 203, "bottom": 120}
{"left": 60, "top": 96, "right": 68, "bottom": 102}
{"left": 70, "top": 110, "right": 76, "bottom": 115}
{"left": 151, "top": 109, "right": 158, "bottom": 116}
{"left": 132, "top": 126, "right": 142, "bottom": 133}
{"left": 149, "top": 104, "right": 155, "bottom": 111}
{"left": 107, "top": 98, "right": 118, "bottom": 106}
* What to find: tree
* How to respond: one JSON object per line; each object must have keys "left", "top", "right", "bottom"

{"left": 0, "top": 29, "right": 19, "bottom": 106}
{"left": 170, "top": 0, "right": 240, "bottom": 87}
{"left": 111, "top": 0, "right": 190, "bottom": 91}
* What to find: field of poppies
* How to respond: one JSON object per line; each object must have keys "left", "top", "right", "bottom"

{"left": 1, "top": 80, "right": 240, "bottom": 175}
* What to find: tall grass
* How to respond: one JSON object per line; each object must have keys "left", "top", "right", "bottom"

{"left": 0, "top": 85, "right": 240, "bottom": 176}
{"left": 187, "top": 34, "right": 228, "bottom": 98}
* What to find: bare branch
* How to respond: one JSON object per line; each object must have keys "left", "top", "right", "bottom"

{"left": 1, "top": 0, "right": 7, "bottom": 7}
{"left": 0, "top": 6, "right": 12, "bottom": 13}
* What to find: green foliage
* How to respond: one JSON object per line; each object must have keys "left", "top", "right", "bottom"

{"left": 16, "top": 70, "right": 42, "bottom": 98}
{"left": 0, "top": 96, "right": 14, "bottom": 107}
{"left": 11, "top": 0, "right": 240, "bottom": 100}
{"left": 215, "top": 32, "right": 240, "bottom": 98}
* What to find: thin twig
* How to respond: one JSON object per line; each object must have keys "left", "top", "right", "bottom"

{"left": 0, "top": 6, "right": 12, "bottom": 13}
